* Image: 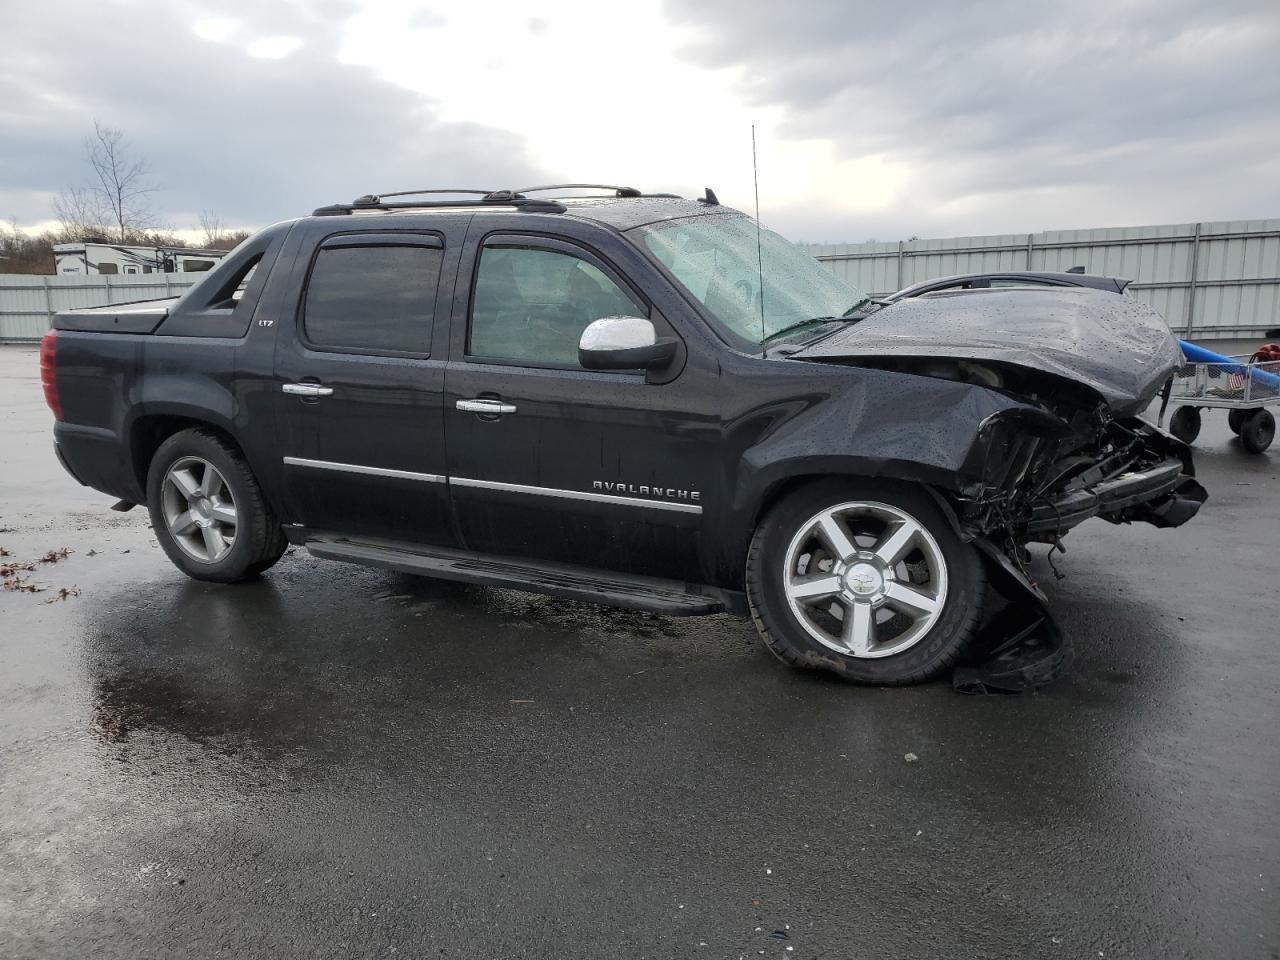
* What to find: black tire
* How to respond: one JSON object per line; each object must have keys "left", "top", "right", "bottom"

{"left": 1227, "top": 409, "right": 1245, "bottom": 435}
{"left": 146, "top": 428, "right": 287, "bottom": 583}
{"left": 746, "top": 479, "right": 985, "bottom": 685}
{"left": 1240, "top": 409, "right": 1275, "bottom": 454}
{"left": 1169, "top": 406, "right": 1201, "bottom": 444}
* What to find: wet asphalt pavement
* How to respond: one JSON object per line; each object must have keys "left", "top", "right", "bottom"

{"left": 1, "top": 343, "right": 1277, "bottom": 959}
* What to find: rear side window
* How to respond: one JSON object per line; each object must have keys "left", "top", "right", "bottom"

{"left": 303, "top": 243, "right": 442, "bottom": 355}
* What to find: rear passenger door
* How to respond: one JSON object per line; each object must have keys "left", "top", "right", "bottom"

{"left": 273, "top": 225, "right": 461, "bottom": 546}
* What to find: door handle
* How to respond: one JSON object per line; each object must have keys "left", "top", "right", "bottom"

{"left": 282, "top": 382, "right": 334, "bottom": 397}
{"left": 456, "top": 398, "right": 517, "bottom": 415}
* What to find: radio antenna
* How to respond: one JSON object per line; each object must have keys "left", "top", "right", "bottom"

{"left": 752, "top": 124, "right": 766, "bottom": 344}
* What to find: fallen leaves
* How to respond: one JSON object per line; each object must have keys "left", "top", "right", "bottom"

{"left": 3, "top": 576, "right": 43, "bottom": 594}
{"left": 1, "top": 547, "right": 77, "bottom": 600}
{"left": 44, "top": 586, "right": 81, "bottom": 603}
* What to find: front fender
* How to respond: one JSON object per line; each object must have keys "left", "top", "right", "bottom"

{"left": 703, "top": 372, "right": 1027, "bottom": 587}
{"left": 729, "top": 374, "right": 1021, "bottom": 519}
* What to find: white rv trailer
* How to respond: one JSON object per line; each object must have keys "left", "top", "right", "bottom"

{"left": 52, "top": 241, "right": 229, "bottom": 276}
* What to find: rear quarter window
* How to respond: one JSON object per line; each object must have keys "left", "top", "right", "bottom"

{"left": 303, "top": 244, "right": 443, "bottom": 356}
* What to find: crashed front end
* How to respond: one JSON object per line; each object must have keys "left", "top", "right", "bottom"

{"left": 922, "top": 389, "right": 1202, "bottom": 686}
{"left": 960, "top": 402, "right": 1207, "bottom": 547}
{"left": 792, "top": 287, "right": 1208, "bottom": 690}
{"left": 945, "top": 392, "right": 1206, "bottom": 691}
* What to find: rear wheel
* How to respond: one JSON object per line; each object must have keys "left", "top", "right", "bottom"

{"left": 1228, "top": 408, "right": 1245, "bottom": 435}
{"left": 1239, "top": 409, "right": 1275, "bottom": 454}
{"left": 746, "top": 479, "right": 985, "bottom": 685}
{"left": 1169, "top": 406, "right": 1201, "bottom": 444}
{"left": 146, "top": 428, "right": 287, "bottom": 582}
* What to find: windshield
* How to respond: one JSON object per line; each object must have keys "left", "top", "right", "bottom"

{"left": 635, "top": 214, "right": 869, "bottom": 345}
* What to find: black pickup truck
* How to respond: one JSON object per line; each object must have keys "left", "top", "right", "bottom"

{"left": 41, "top": 185, "right": 1205, "bottom": 687}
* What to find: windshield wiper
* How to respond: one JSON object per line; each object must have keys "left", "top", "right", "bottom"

{"left": 763, "top": 317, "right": 839, "bottom": 343}
{"left": 763, "top": 298, "right": 886, "bottom": 344}
{"left": 842, "top": 296, "right": 889, "bottom": 316}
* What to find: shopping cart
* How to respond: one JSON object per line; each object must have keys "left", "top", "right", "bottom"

{"left": 1166, "top": 346, "right": 1279, "bottom": 453}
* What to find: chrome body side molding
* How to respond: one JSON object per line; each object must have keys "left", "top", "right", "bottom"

{"left": 282, "top": 459, "right": 702, "bottom": 513}
{"left": 283, "top": 456, "right": 446, "bottom": 483}
{"left": 449, "top": 476, "right": 703, "bottom": 514}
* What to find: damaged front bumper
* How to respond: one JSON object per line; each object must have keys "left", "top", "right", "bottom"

{"left": 947, "top": 413, "right": 1206, "bottom": 693}
{"left": 953, "top": 537, "right": 1070, "bottom": 694}
{"left": 1027, "top": 456, "right": 1207, "bottom": 537}
{"left": 962, "top": 411, "right": 1206, "bottom": 542}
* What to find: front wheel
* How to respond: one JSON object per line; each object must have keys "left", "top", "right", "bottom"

{"left": 746, "top": 480, "right": 985, "bottom": 685}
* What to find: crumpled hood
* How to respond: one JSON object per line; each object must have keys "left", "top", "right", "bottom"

{"left": 793, "top": 287, "right": 1182, "bottom": 415}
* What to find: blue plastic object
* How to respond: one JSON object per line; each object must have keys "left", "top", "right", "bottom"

{"left": 1178, "top": 339, "right": 1280, "bottom": 389}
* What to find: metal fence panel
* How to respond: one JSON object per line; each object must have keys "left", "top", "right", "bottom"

{"left": 803, "top": 218, "right": 1280, "bottom": 341}
{"left": 0, "top": 274, "right": 200, "bottom": 341}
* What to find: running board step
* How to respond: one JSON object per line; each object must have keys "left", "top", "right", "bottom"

{"left": 305, "top": 537, "right": 730, "bottom": 616}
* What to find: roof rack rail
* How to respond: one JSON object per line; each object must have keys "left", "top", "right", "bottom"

{"left": 500, "top": 183, "right": 643, "bottom": 198}
{"left": 353, "top": 189, "right": 492, "bottom": 203}
{"left": 312, "top": 193, "right": 567, "bottom": 217}
{"left": 311, "top": 183, "right": 685, "bottom": 217}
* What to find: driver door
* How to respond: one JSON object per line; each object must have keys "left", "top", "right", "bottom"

{"left": 442, "top": 226, "right": 713, "bottom": 581}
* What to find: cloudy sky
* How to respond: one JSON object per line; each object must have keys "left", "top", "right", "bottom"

{"left": 2, "top": 0, "right": 1278, "bottom": 243}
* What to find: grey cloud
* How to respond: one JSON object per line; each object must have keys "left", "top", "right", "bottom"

{"left": 0, "top": 0, "right": 548, "bottom": 231}
{"left": 665, "top": 0, "right": 1280, "bottom": 238}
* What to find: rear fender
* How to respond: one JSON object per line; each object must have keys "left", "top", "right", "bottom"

{"left": 123, "top": 374, "right": 239, "bottom": 488}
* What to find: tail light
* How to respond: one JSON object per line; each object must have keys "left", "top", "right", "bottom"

{"left": 40, "top": 330, "right": 62, "bottom": 421}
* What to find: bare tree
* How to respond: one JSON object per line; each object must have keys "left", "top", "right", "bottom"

{"left": 198, "top": 209, "right": 225, "bottom": 248}
{"left": 0, "top": 218, "right": 59, "bottom": 275}
{"left": 209, "top": 229, "right": 251, "bottom": 251}
{"left": 83, "top": 121, "right": 156, "bottom": 243}
{"left": 51, "top": 186, "right": 109, "bottom": 240}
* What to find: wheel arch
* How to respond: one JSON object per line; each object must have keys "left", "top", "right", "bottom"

{"left": 712, "top": 457, "right": 969, "bottom": 589}
{"left": 747, "top": 453, "right": 964, "bottom": 522}
{"left": 127, "top": 408, "right": 244, "bottom": 494}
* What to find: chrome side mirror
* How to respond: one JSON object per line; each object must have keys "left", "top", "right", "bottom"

{"left": 578, "top": 316, "right": 677, "bottom": 371}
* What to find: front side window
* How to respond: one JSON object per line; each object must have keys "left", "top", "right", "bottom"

{"left": 303, "top": 243, "right": 442, "bottom": 355}
{"left": 635, "top": 214, "right": 869, "bottom": 346}
{"left": 469, "top": 245, "right": 643, "bottom": 366}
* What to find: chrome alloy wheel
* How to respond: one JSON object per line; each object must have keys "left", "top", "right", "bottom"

{"left": 160, "top": 456, "right": 237, "bottom": 563}
{"left": 781, "top": 500, "right": 948, "bottom": 659}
